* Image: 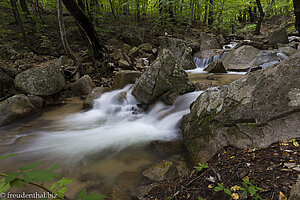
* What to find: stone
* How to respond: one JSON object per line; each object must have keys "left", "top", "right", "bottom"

{"left": 268, "top": 28, "right": 289, "bottom": 45}
{"left": 194, "top": 49, "right": 226, "bottom": 59}
{"left": 289, "top": 175, "right": 300, "bottom": 200}
{"left": 83, "top": 87, "right": 108, "bottom": 109}
{"left": 27, "top": 95, "right": 44, "bottom": 110}
{"left": 206, "top": 73, "right": 216, "bottom": 80}
{"left": 204, "top": 59, "right": 227, "bottom": 73}
{"left": 128, "top": 47, "right": 139, "bottom": 57}
{"left": 71, "top": 75, "right": 95, "bottom": 97}
{"left": 223, "top": 45, "right": 261, "bottom": 71}
{"left": 182, "top": 51, "right": 300, "bottom": 164}
{"left": 113, "top": 49, "right": 124, "bottom": 60}
{"left": 138, "top": 43, "right": 153, "bottom": 53}
{"left": 111, "top": 172, "right": 144, "bottom": 200}
{"left": 188, "top": 40, "right": 200, "bottom": 54}
{"left": 142, "top": 160, "right": 174, "bottom": 182}
{"left": 159, "top": 37, "right": 196, "bottom": 70}
{"left": 120, "top": 26, "right": 145, "bottom": 46}
{"left": 14, "top": 59, "right": 24, "bottom": 66}
{"left": 199, "top": 32, "right": 221, "bottom": 50}
{"left": 118, "top": 59, "right": 131, "bottom": 69}
{"left": 0, "top": 94, "right": 40, "bottom": 127}
{"left": 130, "top": 184, "right": 158, "bottom": 200}
{"left": 56, "top": 56, "right": 67, "bottom": 67}
{"left": 113, "top": 70, "right": 142, "bottom": 89}
{"left": 277, "top": 47, "right": 298, "bottom": 57}
{"left": 0, "top": 68, "right": 16, "bottom": 101}
{"left": 132, "top": 49, "right": 195, "bottom": 104}
{"left": 123, "top": 44, "right": 131, "bottom": 54}
{"left": 15, "top": 64, "right": 65, "bottom": 96}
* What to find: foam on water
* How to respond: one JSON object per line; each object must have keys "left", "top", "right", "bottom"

{"left": 18, "top": 85, "right": 202, "bottom": 163}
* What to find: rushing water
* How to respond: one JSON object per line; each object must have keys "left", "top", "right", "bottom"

{"left": 1, "top": 85, "right": 202, "bottom": 164}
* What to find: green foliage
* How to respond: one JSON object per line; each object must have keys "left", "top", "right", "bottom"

{"left": 239, "top": 178, "right": 263, "bottom": 200}
{"left": 196, "top": 163, "right": 209, "bottom": 172}
{"left": 213, "top": 183, "right": 232, "bottom": 197}
{"left": 0, "top": 154, "right": 108, "bottom": 200}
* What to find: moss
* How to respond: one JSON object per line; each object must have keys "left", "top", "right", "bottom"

{"left": 226, "top": 126, "right": 241, "bottom": 136}
{"left": 224, "top": 97, "right": 246, "bottom": 115}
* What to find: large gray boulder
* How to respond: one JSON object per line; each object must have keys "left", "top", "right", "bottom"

{"left": 199, "top": 32, "right": 221, "bottom": 50}
{"left": 132, "top": 49, "right": 194, "bottom": 104}
{"left": 71, "top": 75, "right": 95, "bottom": 96}
{"left": 223, "top": 45, "right": 261, "bottom": 71}
{"left": 0, "top": 68, "right": 15, "bottom": 101}
{"left": 204, "top": 59, "right": 227, "bottom": 73}
{"left": 268, "top": 28, "right": 289, "bottom": 45}
{"left": 160, "top": 37, "right": 196, "bottom": 70}
{"left": 182, "top": 51, "right": 300, "bottom": 164}
{"left": 15, "top": 64, "right": 65, "bottom": 96}
{"left": 0, "top": 94, "right": 42, "bottom": 126}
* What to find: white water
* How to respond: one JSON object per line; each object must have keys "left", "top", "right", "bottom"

{"left": 18, "top": 85, "right": 202, "bottom": 163}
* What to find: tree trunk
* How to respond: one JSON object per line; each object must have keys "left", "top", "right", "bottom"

{"left": 20, "top": 0, "right": 30, "bottom": 16}
{"left": 217, "top": 0, "right": 226, "bottom": 33}
{"left": 136, "top": 0, "right": 141, "bottom": 23}
{"left": 62, "top": 0, "right": 106, "bottom": 60}
{"left": 294, "top": 0, "right": 300, "bottom": 33}
{"left": 10, "top": 0, "right": 37, "bottom": 53}
{"left": 108, "top": 0, "right": 117, "bottom": 20}
{"left": 204, "top": 0, "right": 208, "bottom": 24}
{"left": 208, "top": 0, "right": 214, "bottom": 25}
{"left": 57, "top": 0, "right": 81, "bottom": 67}
{"left": 254, "top": 0, "right": 264, "bottom": 35}
{"left": 190, "top": 0, "right": 195, "bottom": 24}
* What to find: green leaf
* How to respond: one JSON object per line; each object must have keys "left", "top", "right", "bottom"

{"left": 224, "top": 188, "right": 232, "bottom": 196}
{"left": 5, "top": 172, "right": 20, "bottom": 184}
{"left": 23, "top": 169, "right": 59, "bottom": 183}
{"left": 242, "top": 178, "right": 250, "bottom": 184}
{"left": 0, "top": 178, "right": 11, "bottom": 193}
{"left": 10, "top": 179, "right": 25, "bottom": 187}
{"left": 50, "top": 177, "right": 73, "bottom": 191}
{"left": 19, "top": 162, "right": 42, "bottom": 171}
{"left": 242, "top": 190, "right": 247, "bottom": 198}
{"left": 0, "top": 154, "right": 16, "bottom": 160}
{"left": 248, "top": 186, "right": 257, "bottom": 196}
{"left": 217, "top": 183, "right": 224, "bottom": 190}
{"left": 256, "top": 187, "right": 263, "bottom": 191}
{"left": 213, "top": 186, "right": 222, "bottom": 191}
{"left": 166, "top": 197, "right": 173, "bottom": 200}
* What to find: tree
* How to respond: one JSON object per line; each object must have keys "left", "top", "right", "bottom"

{"left": 62, "top": 0, "right": 107, "bottom": 60}
{"left": 294, "top": 0, "right": 300, "bottom": 33}
{"left": 254, "top": 0, "right": 265, "bottom": 35}
{"left": 57, "top": 0, "right": 81, "bottom": 67}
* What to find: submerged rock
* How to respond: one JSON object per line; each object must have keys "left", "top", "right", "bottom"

{"left": 83, "top": 87, "right": 109, "bottom": 109}
{"left": 71, "top": 75, "right": 95, "bottom": 97}
{"left": 182, "top": 51, "right": 300, "bottom": 164}
{"left": 132, "top": 49, "right": 195, "bottom": 104}
{"left": 0, "top": 94, "right": 42, "bottom": 126}
{"left": 15, "top": 64, "right": 65, "bottom": 96}
{"left": 160, "top": 37, "right": 196, "bottom": 70}
{"left": 142, "top": 160, "right": 174, "bottom": 182}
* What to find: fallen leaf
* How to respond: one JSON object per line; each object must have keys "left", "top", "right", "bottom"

{"left": 293, "top": 141, "right": 299, "bottom": 147}
{"left": 208, "top": 184, "right": 214, "bottom": 189}
{"left": 279, "top": 191, "right": 287, "bottom": 200}
{"left": 232, "top": 193, "right": 239, "bottom": 200}
{"left": 230, "top": 156, "right": 235, "bottom": 159}
{"left": 274, "top": 153, "right": 279, "bottom": 156}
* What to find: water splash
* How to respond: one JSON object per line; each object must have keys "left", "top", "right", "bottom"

{"left": 18, "top": 85, "right": 202, "bottom": 163}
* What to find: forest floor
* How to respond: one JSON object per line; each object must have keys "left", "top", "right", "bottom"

{"left": 148, "top": 138, "right": 300, "bottom": 200}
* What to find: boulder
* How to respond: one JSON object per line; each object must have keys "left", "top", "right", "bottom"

{"left": 159, "top": 37, "right": 196, "bottom": 70}
{"left": 204, "top": 59, "right": 227, "bottom": 73}
{"left": 0, "top": 68, "right": 16, "bottom": 101}
{"left": 118, "top": 59, "right": 131, "bottom": 69}
{"left": 128, "top": 47, "right": 139, "bottom": 57}
{"left": 194, "top": 49, "right": 226, "bottom": 59}
{"left": 182, "top": 51, "right": 300, "bottom": 164}
{"left": 206, "top": 73, "right": 216, "bottom": 80}
{"left": 83, "top": 87, "right": 108, "bottom": 109}
{"left": 0, "top": 94, "right": 41, "bottom": 126}
{"left": 71, "top": 75, "right": 95, "bottom": 96}
{"left": 199, "top": 32, "right": 221, "bottom": 50}
{"left": 289, "top": 175, "right": 300, "bottom": 200}
{"left": 15, "top": 64, "right": 65, "bottom": 96}
{"left": 138, "top": 43, "right": 152, "bottom": 53}
{"left": 113, "top": 70, "right": 142, "bottom": 89}
{"left": 130, "top": 184, "right": 158, "bottom": 200}
{"left": 223, "top": 45, "right": 261, "bottom": 71}
{"left": 268, "top": 28, "right": 289, "bottom": 45}
{"left": 132, "top": 49, "right": 195, "bottom": 104}
{"left": 188, "top": 40, "right": 200, "bottom": 54}
{"left": 142, "top": 160, "right": 174, "bottom": 182}
{"left": 277, "top": 47, "right": 298, "bottom": 57}
{"left": 120, "top": 27, "right": 145, "bottom": 46}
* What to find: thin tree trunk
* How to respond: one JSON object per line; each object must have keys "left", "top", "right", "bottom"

{"left": 57, "top": 0, "right": 81, "bottom": 66}
{"left": 20, "top": 0, "right": 30, "bottom": 16}
{"left": 190, "top": 0, "right": 195, "bottom": 24}
{"left": 208, "top": 0, "right": 214, "bottom": 25}
{"left": 294, "top": 0, "right": 300, "bottom": 33}
{"left": 136, "top": 0, "right": 141, "bottom": 23}
{"left": 10, "top": 0, "right": 37, "bottom": 53}
{"left": 204, "top": 0, "right": 208, "bottom": 24}
{"left": 62, "top": 0, "right": 106, "bottom": 60}
{"left": 108, "top": 0, "right": 117, "bottom": 20}
{"left": 217, "top": 0, "right": 226, "bottom": 33}
{"left": 254, "top": 0, "right": 265, "bottom": 35}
